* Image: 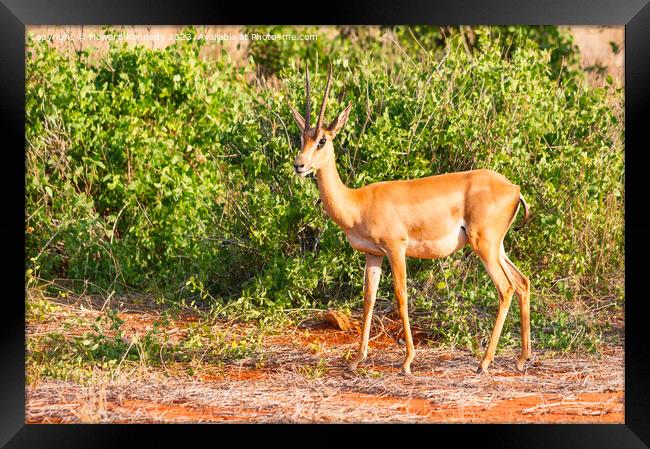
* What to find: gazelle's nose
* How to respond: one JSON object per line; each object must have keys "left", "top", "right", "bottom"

{"left": 294, "top": 163, "right": 305, "bottom": 171}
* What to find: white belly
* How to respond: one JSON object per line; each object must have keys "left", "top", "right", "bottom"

{"left": 406, "top": 227, "right": 467, "bottom": 259}
{"left": 346, "top": 232, "right": 383, "bottom": 255}
{"left": 345, "top": 226, "right": 467, "bottom": 259}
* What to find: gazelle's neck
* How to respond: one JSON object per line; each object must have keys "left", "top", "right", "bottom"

{"left": 315, "top": 153, "right": 357, "bottom": 230}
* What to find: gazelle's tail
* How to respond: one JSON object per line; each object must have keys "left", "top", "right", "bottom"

{"left": 518, "top": 194, "right": 530, "bottom": 226}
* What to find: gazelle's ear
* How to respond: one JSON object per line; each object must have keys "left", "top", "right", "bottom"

{"left": 328, "top": 102, "right": 352, "bottom": 136}
{"left": 288, "top": 104, "right": 307, "bottom": 132}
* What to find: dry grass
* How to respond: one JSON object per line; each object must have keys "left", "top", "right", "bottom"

{"left": 26, "top": 294, "right": 624, "bottom": 424}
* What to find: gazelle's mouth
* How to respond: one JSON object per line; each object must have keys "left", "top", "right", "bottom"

{"left": 295, "top": 167, "right": 314, "bottom": 177}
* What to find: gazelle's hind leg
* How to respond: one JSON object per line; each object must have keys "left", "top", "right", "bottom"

{"left": 471, "top": 234, "right": 516, "bottom": 374}
{"left": 502, "top": 250, "right": 532, "bottom": 371}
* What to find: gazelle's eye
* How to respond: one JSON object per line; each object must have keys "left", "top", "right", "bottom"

{"left": 317, "top": 138, "right": 327, "bottom": 149}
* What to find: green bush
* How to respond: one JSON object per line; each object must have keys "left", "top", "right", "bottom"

{"left": 26, "top": 26, "right": 624, "bottom": 351}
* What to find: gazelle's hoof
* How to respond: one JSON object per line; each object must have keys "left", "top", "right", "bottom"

{"left": 515, "top": 355, "right": 530, "bottom": 372}
{"left": 400, "top": 366, "right": 412, "bottom": 376}
{"left": 476, "top": 358, "right": 491, "bottom": 374}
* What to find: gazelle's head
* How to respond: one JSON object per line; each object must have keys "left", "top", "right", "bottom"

{"left": 289, "top": 62, "right": 352, "bottom": 177}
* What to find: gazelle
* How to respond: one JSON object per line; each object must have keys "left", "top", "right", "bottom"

{"left": 288, "top": 63, "right": 531, "bottom": 375}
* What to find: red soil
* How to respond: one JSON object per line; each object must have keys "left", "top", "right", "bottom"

{"left": 335, "top": 391, "right": 623, "bottom": 423}
{"left": 26, "top": 308, "right": 624, "bottom": 424}
{"left": 109, "top": 399, "right": 275, "bottom": 423}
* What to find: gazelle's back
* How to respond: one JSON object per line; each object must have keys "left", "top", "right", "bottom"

{"left": 353, "top": 169, "right": 520, "bottom": 239}
{"left": 358, "top": 169, "right": 516, "bottom": 202}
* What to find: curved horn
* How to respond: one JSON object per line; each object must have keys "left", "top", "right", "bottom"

{"left": 316, "top": 61, "right": 333, "bottom": 130}
{"left": 305, "top": 62, "right": 311, "bottom": 128}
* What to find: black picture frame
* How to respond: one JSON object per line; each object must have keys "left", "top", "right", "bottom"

{"left": 3, "top": 0, "right": 648, "bottom": 447}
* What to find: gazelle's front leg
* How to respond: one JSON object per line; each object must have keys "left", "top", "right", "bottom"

{"left": 385, "top": 244, "right": 415, "bottom": 375}
{"left": 348, "top": 253, "right": 383, "bottom": 372}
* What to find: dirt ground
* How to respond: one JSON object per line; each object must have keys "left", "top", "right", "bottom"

{"left": 26, "top": 298, "right": 624, "bottom": 424}
{"left": 567, "top": 26, "right": 624, "bottom": 84}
